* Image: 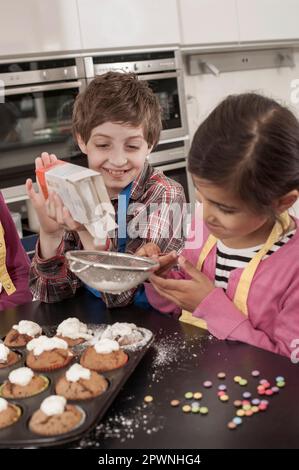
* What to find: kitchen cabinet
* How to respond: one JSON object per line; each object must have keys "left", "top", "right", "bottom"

{"left": 77, "top": 0, "right": 180, "bottom": 49}
{"left": 178, "top": 0, "right": 239, "bottom": 45}
{"left": 0, "top": 0, "right": 81, "bottom": 56}
{"left": 237, "top": 0, "right": 299, "bottom": 42}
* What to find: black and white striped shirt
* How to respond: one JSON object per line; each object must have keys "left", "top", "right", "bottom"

{"left": 215, "top": 230, "right": 296, "bottom": 291}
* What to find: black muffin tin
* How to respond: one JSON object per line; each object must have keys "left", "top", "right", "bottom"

{"left": 0, "top": 326, "right": 154, "bottom": 447}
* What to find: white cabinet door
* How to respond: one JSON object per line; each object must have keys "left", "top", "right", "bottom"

{"left": 237, "top": 0, "right": 299, "bottom": 42}
{"left": 0, "top": 0, "right": 81, "bottom": 56}
{"left": 179, "top": 0, "right": 239, "bottom": 45}
{"left": 77, "top": 0, "right": 180, "bottom": 49}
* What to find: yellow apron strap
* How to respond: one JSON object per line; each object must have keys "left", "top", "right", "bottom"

{"left": 0, "top": 222, "right": 17, "bottom": 296}
{"left": 180, "top": 234, "right": 218, "bottom": 329}
{"left": 180, "top": 212, "right": 290, "bottom": 328}
{"left": 233, "top": 211, "right": 290, "bottom": 315}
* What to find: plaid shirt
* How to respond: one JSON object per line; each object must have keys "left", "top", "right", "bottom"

{"left": 30, "top": 162, "right": 186, "bottom": 308}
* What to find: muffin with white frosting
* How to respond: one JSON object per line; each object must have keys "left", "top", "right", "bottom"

{"left": 29, "top": 395, "right": 84, "bottom": 436}
{"left": 56, "top": 317, "right": 93, "bottom": 347}
{"left": 0, "top": 343, "right": 21, "bottom": 369}
{"left": 26, "top": 336, "right": 74, "bottom": 371}
{"left": 4, "top": 320, "right": 42, "bottom": 348}
{"left": 0, "top": 367, "right": 49, "bottom": 399}
{"left": 101, "top": 322, "right": 144, "bottom": 346}
{"left": 80, "top": 339, "right": 128, "bottom": 372}
{"left": 55, "top": 363, "right": 108, "bottom": 400}
{"left": 0, "top": 398, "right": 22, "bottom": 429}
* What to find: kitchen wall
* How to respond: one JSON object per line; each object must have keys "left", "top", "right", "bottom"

{"left": 182, "top": 48, "right": 299, "bottom": 216}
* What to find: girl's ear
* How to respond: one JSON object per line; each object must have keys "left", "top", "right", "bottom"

{"left": 275, "top": 190, "right": 299, "bottom": 213}
{"left": 76, "top": 134, "right": 87, "bottom": 154}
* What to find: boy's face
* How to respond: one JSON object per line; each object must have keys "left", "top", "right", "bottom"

{"left": 78, "top": 122, "right": 152, "bottom": 197}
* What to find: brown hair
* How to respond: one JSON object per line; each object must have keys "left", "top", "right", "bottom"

{"left": 72, "top": 71, "right": 162, "bottom": 147}
{"left": 188, "top": 93, "right": 299, "bottom": 223}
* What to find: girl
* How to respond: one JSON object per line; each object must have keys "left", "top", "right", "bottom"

{"left": 0, "top": 192, "right": 32, "bottom": 310}
{"left": 143, "top": 93, "right": 299, "bottom": 357}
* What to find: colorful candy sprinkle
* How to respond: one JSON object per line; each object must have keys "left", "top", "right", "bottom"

{"left": 199, "top": 406, "right": 209, "bottom": 415}
{"left": 203, "top": 381, "right": 213, "bottom": 388}
{"left": 170, "top": 399, "right": 180, "bottom": 407}
{"left": 182, "top": 405, "right": 191, "bottom": 413}
{"left": 144, "top": 395, "right": 153, "bottom": 403}
{"left": 227, "top": 421, "right": 237, "bottom": 429}
{"left": 217, "top": 372, "right": 226, "bottom": 379}
{"left": 251, "top": 370, "right": 260, "bottom": 377}
{"left": 193, "top": 392, "right": 203, "bottom": 400}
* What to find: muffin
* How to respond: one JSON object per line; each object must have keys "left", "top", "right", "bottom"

{"left": 55, "top": 363, "right": 108, "bottom": 400}
{"left": 26, "top": 336, "right": 74, "bottom": 372}
{"left": 29, "top": 395, "right": 84, "bottom": 436}
{"left": 56, "top": 317, "right": 93, "bottom": 347}
{"left": 4, "top": 320, "right": 42, "bottom": 348}
{"left": 0, "top": 367, "right": 49, "bottom": 399}
{"left": 101, "top": 322, "right": 144, "bottom": 346}
{"left": 0, "top": 343, "right": 21, "bottom": 370}
{"left": 80, "top": 339, "right": 128, "bottom": 372}
{"left": 0, "top": 398, "right": 21, "bottom": 429}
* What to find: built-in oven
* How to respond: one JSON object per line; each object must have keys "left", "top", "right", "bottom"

{"left": 83, "top": 50, "right": 188, "bottom": 142}
{"left": 149, "top": 139, "right": 194, "bottom": 204}
{"left": 0, "top": 57, "right": 86, "bottom": 201}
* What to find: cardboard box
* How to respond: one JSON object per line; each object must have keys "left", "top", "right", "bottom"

{"left": 36, "top": 160, "right": 117, "bottom": 240}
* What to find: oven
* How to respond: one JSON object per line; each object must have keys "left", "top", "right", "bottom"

{"left": 83, "top": 50, "right": 188, "bottom": 142}
{"left": 148, "top": 139, "right": 194, "bottom": 204}
{"left": 0, "top": 57, "right": 86, "bottom": 201}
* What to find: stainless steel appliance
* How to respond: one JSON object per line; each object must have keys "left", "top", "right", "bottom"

{"left": 0, "top": 50, "right": 194, "bottom": 206}
{"left": 0, "top": 57, "right": 86, "bottom": 201}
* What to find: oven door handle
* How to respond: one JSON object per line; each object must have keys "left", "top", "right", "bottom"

{"left": 155, "top": 161, "right": 187, "bottom": 172}
{"left": 138, "top": 71, "right": 179, "bottom": 81}
{"left": 4, "top": 81, "right": 82, "bottom": 96}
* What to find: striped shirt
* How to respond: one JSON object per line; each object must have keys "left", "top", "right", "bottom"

{"left": 215, "top": 230, "right": 296, "bottom": 291}
{"left": 30, "top": 162, "right": 186, "bottom": 308}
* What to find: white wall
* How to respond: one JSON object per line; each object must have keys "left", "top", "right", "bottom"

{"left": 183, "top": 48, "right": 299, "bottom": 216}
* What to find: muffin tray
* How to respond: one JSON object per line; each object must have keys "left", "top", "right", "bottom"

{"left": 0, "top": 325, "right": 154, "bottom": 448}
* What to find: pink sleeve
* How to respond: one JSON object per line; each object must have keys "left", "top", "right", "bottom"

{"left": 194, "top": 284, "right": 299, "bottom": 357}
{"left": 144, "top": 268, "right": 185, "bottom": 315}
{"left": 145, "top": 210, "right": 206, "bottom": 315}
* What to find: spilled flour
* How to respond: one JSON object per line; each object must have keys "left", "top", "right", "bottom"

{"left": 71, "top": 329, "right": 215, "bottom": 447}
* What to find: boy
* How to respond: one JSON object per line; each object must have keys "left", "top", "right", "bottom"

{"left": 26, "top": 72, "right": 186, "bottom": 308}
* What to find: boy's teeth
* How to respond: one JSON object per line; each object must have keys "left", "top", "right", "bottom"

{"left": 108, "top": 169, "right": 126, "bottom": 175}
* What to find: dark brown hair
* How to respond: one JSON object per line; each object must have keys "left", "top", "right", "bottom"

{"left": 72, "top": 71, "right": 162, "bottom": 146}
{"left": 188, "top": 93, "right": 299, "bottom": 221}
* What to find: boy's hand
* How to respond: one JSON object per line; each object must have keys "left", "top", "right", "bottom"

{"left": 26, "top": 153, "right": 63, "bottom": 238}
{"left": 136, "top": 243, "right": 161, "bottom": 258}
{"left": 26, "top": 152, "right": 83, "bottom": 236}
{"left": 150, "top": 255, "right": 215, "bottom": 311}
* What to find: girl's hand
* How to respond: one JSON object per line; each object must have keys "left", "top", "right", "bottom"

{"left": 136, "top": 243, "right": 178, "bottom": 276}
{"left": 150, "top": 255, "right": 215, "bottom": 311}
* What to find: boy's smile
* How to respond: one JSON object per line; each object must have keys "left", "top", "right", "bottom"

{"left": 78, "top": 122, "right": 152, "bottom": 197}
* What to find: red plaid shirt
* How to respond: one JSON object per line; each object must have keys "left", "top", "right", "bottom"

{"left": 30, "top": 162, "right": 186, "bottom": 308}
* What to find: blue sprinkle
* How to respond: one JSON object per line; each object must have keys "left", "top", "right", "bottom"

{"left": 233, "top": 417, "right": 243, "bottom": 425}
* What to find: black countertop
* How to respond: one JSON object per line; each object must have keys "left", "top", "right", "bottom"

{"left": 1, "top": 289, "right": 298, "bottom": 449}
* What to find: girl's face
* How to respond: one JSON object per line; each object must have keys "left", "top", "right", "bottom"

{"left": 78, "top": 122, "right": 152, "bottom": 197}
{"left": 192, "top": 176, "right": 271, "bottom": 243}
